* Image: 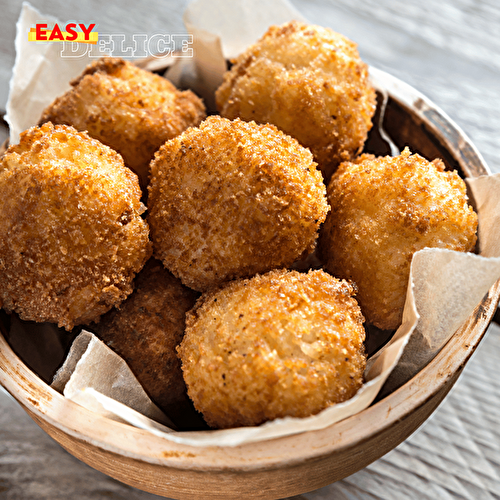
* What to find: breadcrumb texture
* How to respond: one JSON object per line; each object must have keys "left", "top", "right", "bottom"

{"left": 0, "top": 123, "right": 152, "bottom": 330}
{"left": 216, "top": 21, "right": 376, "bottom": 181}
{"left": 319, "top": 148, "right": 478, "bottom": 330}
{"left": 92, "top": 258, "right": 201, "bottom": 428}
{"left": 39, "top": 57, "right": 206, "bottom": 189}
{"left": 148, "top": 116, "right": 329, "bottom": 291}
{"left": 178, "top": 269, "right": 366, "bottom": 429}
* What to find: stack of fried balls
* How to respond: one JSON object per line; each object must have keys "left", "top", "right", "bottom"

{"left": 0, "top": 21, "right": 477, "bottom": 430}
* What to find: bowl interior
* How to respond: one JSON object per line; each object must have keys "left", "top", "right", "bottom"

{"left": 0, "top": 67, "right": 497, "bottom": 499}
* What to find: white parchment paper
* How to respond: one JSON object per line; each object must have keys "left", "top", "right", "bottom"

{"left": 5, "top": 2, "right": 111, "bottom": 145}
{"left": 6, "top": 0, "right": 500, "bottom": 447}
{"left": 50, "top": 330, "right": 175, "bottom": 428}
{"left": 182, "top": 0, "right": 305, "bottom": 108}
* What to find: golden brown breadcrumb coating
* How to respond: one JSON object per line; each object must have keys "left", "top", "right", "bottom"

{"left": 216, "top": 20, "right": 376, "bottom": 181}
{"left": 92, "top": 258, "right": 203, "bottom": 429}
{"left": 39, "top": 57, "right": 206, "bottom": 190}
{"left": 148, "top": 116, "right": 329, "bottom": 292}
{"left": 0, "top": 123, "right": 152, "bottom": 330}
{"left": 178, "top": 269, "right": 366, "bottom": 429}
{"left": 319, "top": 148, "right": 478, "bottom": 330}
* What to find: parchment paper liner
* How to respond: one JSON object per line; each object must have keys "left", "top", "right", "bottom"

{"left": 4, "top": 0, "right": 500, "bottom": 447}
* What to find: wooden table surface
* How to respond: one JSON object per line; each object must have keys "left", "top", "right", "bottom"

{"left": 1, "top": 0, "right": 500, "bottom": 498}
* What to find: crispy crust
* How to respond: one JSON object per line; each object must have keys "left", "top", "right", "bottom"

{"left": 92, "top": 258, "right": 202, "bottom": 428}
{"left": 178, "top": 269, "right": 366, "bottom": 429}
{"left": 40, "top": 57, "right": 206, "bottom": 190}
{"left": 216, "top": 21, "right": 376, "bottom": 181}
{"left": 147, "top": 116, "right": 329, "bottom": 291}
{"left": 319, "top": 148, "right": 478, "bottom": 330}
{"left": 0, "top": 123, "right": 152, "bottom": 330}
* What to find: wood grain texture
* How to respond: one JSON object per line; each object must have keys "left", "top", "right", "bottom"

{"left": 0, "top": 0, "right": 191, "bottom": 111}
{"left": 1, "top": 0, "right": 500, "bottom": 498}
{"left": 1, "top": 274, "right": 498, "bottom": 499}
{"left": 2, "top": 324, "right": 500, "bottom": 500}
{"left": 289, "top": 0, "right": 500, "bottom": 175}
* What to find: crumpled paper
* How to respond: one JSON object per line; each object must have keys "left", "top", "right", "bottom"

{"left": 51, "top": 330, "right": 175, "bottom": 428}
{"left": 5, "top": 0, "right": 500, "bottom": 447}
{"left": 5, "top": 2, "right": 111, "bottom": 146}
{"left": 182, "top": 0, "right": 305, "bottom": 109}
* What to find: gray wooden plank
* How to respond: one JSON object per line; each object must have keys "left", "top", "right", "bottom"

{"left": 1, "top": 0, "right": 499, "bottom": 498}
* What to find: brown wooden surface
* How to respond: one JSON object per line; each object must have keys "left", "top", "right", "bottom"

{"left": 1, "top": 0, "right": 500, "bottom": 499}
{"left": 25, "top": 376, "right": 456, "bottom": 500}
{"left": 1, "top": 275, "right": 498, "bottom": 498}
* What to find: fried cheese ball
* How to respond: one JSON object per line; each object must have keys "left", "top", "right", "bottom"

{"left": 92, "top": 258, "right": 204, "bottom": 429}
{"left": 0, "top": 123, "right": 152, "bottom": 330}
{"left": 40, "top": 57, "right": 206, "bottom": 189}
{"left": 216, "top": 21, "right": 377, "bottom": 181}
{"left": 178, "top": 269, "right": 366, "bottom": 429}
{"left": 148, "top": 116, "right": 329, "bottom": 291}
{"left": 319, "top": 148, "right": 478, "bottom": 330}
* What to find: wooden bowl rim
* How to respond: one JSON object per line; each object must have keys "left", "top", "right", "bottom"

{"left": 0, "top": 66, "right": 497, "bottom": 474}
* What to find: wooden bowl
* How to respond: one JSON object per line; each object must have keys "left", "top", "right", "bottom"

{"left": 0, "top": 67, "right": 497, "bottom": 499}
